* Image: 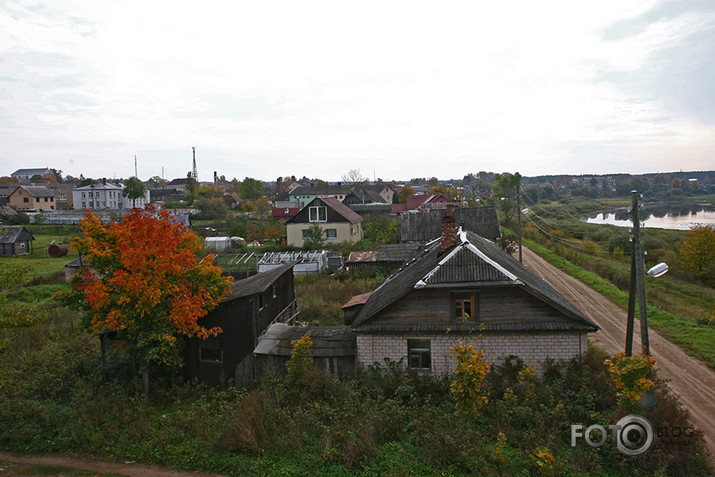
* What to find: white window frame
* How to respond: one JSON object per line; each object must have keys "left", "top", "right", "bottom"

{"left": 309, "top": 206, "right": 327, "bottom": 222}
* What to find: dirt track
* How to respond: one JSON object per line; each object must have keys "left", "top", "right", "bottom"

{"left": 522, "top": 247, "right": 715, "bottom": 457}
{"left": 0, "top": 452, "right": 223, "bottom": 477}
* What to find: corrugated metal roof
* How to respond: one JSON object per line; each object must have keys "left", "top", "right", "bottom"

{"left": 347, "top": 251, "right": 377, "bottom": 262}
{"left": 424, "top": 247, "right": 511, "bottom": 284}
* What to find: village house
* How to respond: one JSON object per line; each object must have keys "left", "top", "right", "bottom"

{"left": 0, "top": 226, "right": 35, "bottom": 256}
{"left": 7, "top": 185, "right": 56, "bottom": 211}
{"left": 73, "top": 179, "right": 151, "bottom": 210}
{"left": 350, "top": 207, "right": 598, "bottom": 376}
{"left": 285, "top": 197, "right": 363, "bottom": 247}
{"left": 10, "top": 168, "right": 53, "bottom": 184}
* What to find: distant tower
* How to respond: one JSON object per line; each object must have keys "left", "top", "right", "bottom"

{"left": 192, "top": 147, "right": 198, "bottom": 181}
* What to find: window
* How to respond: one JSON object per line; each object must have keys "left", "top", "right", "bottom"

{"left": 408, "top": 340, "right": 431, "bottom": 371}
{"left": 453, "top": 293, "right": 477, "bottom": 321}
{"left": 325, "top": 228, "right": 337, "bottom": 239}
{"left": 199, "top": 347, "right": 223, "bottom": 363}
{"left": 23, "top": 197, "right": 29, "bottom": 203}
{"left": 271, "top": 283, "right": 277, "bottom": 298}
{"left": 81, "top": 192, "right": 86, "bottom": 198}
{"left": 309, "top": 206, "right": 327, "bottom": 222}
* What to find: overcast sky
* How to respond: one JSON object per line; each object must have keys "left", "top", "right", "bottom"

{"left": 1, "top": 0, "right": 714, "bottom": 182}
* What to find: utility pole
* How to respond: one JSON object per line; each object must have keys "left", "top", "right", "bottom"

{"left": 516, "top": 190, "right": 522, "bottom": 263}
{"left": 625, "top": 190, "right": 649, "bottom": 355}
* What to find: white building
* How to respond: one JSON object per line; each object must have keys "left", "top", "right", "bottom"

{"left": 72, "top": 180, "right": 151, "bottom": 210}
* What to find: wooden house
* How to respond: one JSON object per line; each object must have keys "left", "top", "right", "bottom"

{"left": 352, "top": 207, "right": 598, "bottom": 376}
{"left": 0, "top": 226, "right": 35, "bottom": 256}
{"left": 183, "top": 262, "right": 298, "bottom": 387}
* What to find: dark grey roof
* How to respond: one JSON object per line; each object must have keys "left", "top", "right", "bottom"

{"left": 346, "top": 187, "right": 387, "bottom": 204}
{"left": 400, "top": 207, "right": 500, "bottom": 241}
{"left": 254, "top": 323, "right": 356, "bottom": 357}
{"left": 12, "top": 168, "right": 51, "bottom": 176}
{"left": 16, "top": 186, "right": 55, "bottom": 197}
{"left": 0, "top": 226, "right": 34, "bottom": 244}
{"left": 224, "top": 262, "right": 294, "bottom": 301}
{"left": 352, "top": 228, "right": 598, "bottom": 332}
{"left": 376, "top": 243, "right": 423, "bottom": 263}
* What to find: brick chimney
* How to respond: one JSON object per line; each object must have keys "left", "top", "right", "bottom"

{"left": 441, "top": 205, "right": 457, "bottom": 253}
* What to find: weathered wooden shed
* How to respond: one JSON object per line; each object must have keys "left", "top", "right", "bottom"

{"left": 400, "top": 206, "right": 500, "bottom": 242}
{"left": 253, "top": 323, "right": 357, "bottom": 378}
{"left": 183, "top": 262, "right": 298, "bottom": 387}
{"left": 0, "top": 226, "right": 34, "bottom": 256}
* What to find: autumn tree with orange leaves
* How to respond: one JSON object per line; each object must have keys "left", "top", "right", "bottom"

{"left": 59, "top": 206, "right": 233, "bottom": 376}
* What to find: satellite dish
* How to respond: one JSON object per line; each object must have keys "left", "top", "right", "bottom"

{"left": 647, "top": 262, "right": 669, "bottom": 278}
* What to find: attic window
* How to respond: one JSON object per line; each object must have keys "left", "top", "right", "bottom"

{"left": 309, "top": 206, "right": 327, "bottom": 222}
{"left": 453, "top": 293, "right": 478, "bottom": 322}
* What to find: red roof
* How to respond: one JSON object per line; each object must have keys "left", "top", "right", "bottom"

{"left": 347, "top": 251, "right": 377, "bottom": 262}
{"left": 405, "top": 194, "right": 430, "bottom": 210}
{"left": 341, "top": 292, "right": 373, "bottom": 309}
{"left": 271, "top": 207, "right": 299, "bottom": 218}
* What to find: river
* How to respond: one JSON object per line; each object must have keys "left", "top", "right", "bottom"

{"left": 584, "top": 204, "right": 714, "bottom": 230}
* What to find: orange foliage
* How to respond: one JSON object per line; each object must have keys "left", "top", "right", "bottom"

{"left": 64, "top": 206, "right": 233, "bottom": 369}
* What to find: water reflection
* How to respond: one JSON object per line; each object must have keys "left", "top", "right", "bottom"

{"left": 585, "top": 204, "right": 714, "bottom": 230}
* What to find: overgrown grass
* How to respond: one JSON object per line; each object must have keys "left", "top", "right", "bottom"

{"left": 0, "top": 310, "right": 711, "bottom": 476}
{"left": 8, "top": 224, "right": 80, "bottom": 277}
{"left": 295, "top": 271, "right": 385, "bottom": 325}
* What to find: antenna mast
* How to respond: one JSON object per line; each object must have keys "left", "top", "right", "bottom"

{"left": 192, "top": 147, "right": 198, "bottom": 181}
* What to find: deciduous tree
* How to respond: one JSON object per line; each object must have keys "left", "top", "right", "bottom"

{"left": 303, "top": 224, "right": 326, "bottom": 249}
{"left": 679, "top": 225, "right": 714, "bottom": 283}
{"left": 493, "top": 172, "right": 522, "bottom": 227}
{"left": 122, "top": 177, "right": 146, "bottom": 208}
{"left": 59, "top": 206, "right": 233, "bottom": 377}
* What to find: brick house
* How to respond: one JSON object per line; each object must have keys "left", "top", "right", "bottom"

{"left": 351, "top": 207, "right": 598, "bottom": 376}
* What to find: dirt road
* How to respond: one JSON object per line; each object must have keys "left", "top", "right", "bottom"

{"left": 522, "top": 247, "right": 715, "bottom": 456}
{"left": 0, "top": 452, "right": 224, "bottom": 477}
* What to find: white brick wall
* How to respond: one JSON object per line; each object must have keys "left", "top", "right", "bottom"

{"left": 356, "top": 332, "right": 588, "bottom": 377}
